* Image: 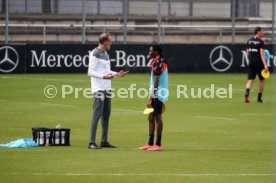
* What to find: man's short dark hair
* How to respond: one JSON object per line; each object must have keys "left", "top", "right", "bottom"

{"left": 99, "top": 33, "right": 111, "bottom": 44}
{"left": 151, "top": 45, "right": 162, "bottom": 55}
{"left": 254, "top": 27, "right": 263, "bottom": 34}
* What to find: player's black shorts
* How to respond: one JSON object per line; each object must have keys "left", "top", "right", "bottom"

{"left": 247, "top": 64, "right": 264, "bottom": 80}
{"left": 151, "top": 97, "right": 163, "bottom": 115}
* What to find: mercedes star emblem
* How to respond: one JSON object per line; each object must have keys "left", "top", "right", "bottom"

{"left": 209, "top": 46, "right": 233, "bottom": 72}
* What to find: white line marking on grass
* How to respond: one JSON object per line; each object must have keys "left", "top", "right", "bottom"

{"left": 64, "top": 173, "right": 276, "bottom": 177}
{"left": 192, "top": 85, "right": 246, "bottom": 92}
{"left": 0, "top": 172, "right": 275, "bottom": 177}
{"left": 0, "top": 146, "right": 269, "bottom": 154}
{"left": 0, "top": 76, "right": 247, "bottom": 92}
{"left": 0, "top": 76, "right": 133, "bottom": 85}
{"left": 0, "top": 76, "right": 149, "bottom": 86}
{"left": 39, "top": 103, "right": 75, "bottom": 108}
{"left": 1, "top": 76, "right": 87, "bottom": 83}
{"left": 239, "top": 113, "right": 274, "bottom": 116}
{"left": 195, "top": 115, "right": 234, "bottom": 121}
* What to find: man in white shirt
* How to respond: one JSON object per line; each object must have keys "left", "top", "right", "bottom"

{"left": 88, "top": 33, "right": 128, "bottom": 150}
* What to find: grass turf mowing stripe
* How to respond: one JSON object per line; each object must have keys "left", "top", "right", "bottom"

{"left": 0, "top": 172, "right": 275, "bottom": 177}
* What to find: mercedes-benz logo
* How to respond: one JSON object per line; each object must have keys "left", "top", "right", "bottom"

{"left": 209, "top": 46, "right": 233, "bottom": 72}
{"left": 0, "top": 46, "right": 19, "bottom": 73}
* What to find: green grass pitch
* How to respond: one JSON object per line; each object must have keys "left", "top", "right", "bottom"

{"left": 0, "top": 74, "right": 275, "bottom": 183}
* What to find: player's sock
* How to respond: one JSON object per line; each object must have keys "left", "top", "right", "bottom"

{"left": 156, "top": 136, "right": 162, "bottom": 146}
{"left": 258, "top": 93, "right": 263, "bottom": 101}
{"left": 148, "top": 134, "right": 154, "bottom": 145}
{"left": 245, "top": 88, "right": 250, "bottom": 98}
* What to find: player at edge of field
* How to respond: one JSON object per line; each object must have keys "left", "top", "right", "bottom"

{"left": 244, "top": 27, "right": 269, "bottom": 103}
{"left": 139, "top": 45, "right": 169, "bottom": 151}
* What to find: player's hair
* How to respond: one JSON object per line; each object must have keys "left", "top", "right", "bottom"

{"left": 99, "top": 33, "right": 111, "bottom": 44}
{"left": 151, "top": 45, "right": 163, "bottom": 56}
{"left": 254, "top": 27, "right": 263, "bottom": 34}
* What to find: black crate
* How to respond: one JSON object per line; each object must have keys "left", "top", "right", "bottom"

{"left": 32, "top": 128, "right": 70, "bottom": 146}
